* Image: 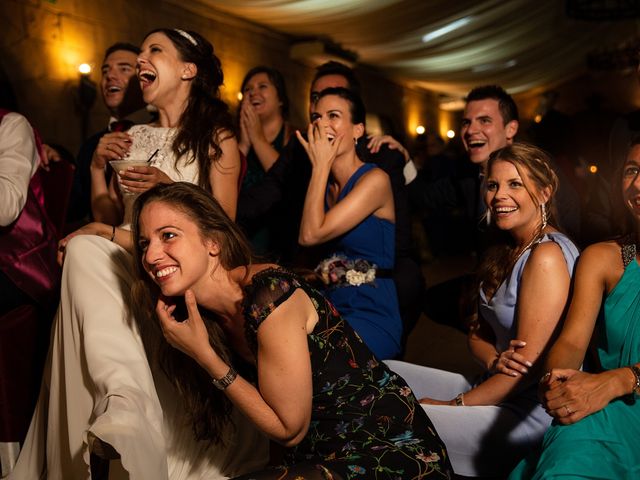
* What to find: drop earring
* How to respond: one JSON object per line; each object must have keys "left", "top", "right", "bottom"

{"left": 485, "top": 207, "right": 492, "bottom": 226}
{"left": 540, "top": 203, "right": 548, "bottom": 229}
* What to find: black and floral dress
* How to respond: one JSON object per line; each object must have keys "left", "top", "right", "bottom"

{"left": 241, "top": 268, "right": 452, "bottom": 480}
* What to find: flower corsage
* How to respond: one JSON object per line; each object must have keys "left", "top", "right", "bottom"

{"left": 315, "top": 255, "right": 377, "bottom": 288}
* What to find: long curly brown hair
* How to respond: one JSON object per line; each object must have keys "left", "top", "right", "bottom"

{"left": 130, "top": 182, "right": 254, "bottom": 443}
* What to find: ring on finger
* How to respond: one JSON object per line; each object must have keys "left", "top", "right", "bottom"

{"left": 564, "top": 405, "right": 573, "bottom": 416}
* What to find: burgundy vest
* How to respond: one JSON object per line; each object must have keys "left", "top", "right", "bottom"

{"left": 0, "top": 110, "right": 59, "bottom": 305}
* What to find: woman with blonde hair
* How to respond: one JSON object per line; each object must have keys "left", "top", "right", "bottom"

{"left": 387, "top": 143, "right": 579, "bottom": 477}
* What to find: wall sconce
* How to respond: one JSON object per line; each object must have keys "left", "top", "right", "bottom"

{"left": 446, "top": 130, "right": 455, "bottom": 139}
{"left": 415, "top": 125, "right": 425, "bottom": 135}
{"left": 75, "top": 63, "right": 97, "bottom": 140}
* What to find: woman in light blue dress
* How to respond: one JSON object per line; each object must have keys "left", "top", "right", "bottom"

{"left": 387, "top": 143, "right": 579, "bottom": 477}
{"left": 509, "top": 137, "right": 640, "bottom": 479}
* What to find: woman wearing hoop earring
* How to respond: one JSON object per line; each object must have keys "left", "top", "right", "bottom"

{"left": 386, "top": 143, "right": 579, "bottom": 477}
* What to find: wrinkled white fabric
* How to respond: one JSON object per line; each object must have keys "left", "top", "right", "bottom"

{"left": 11, "top": 125, "right": 268, "bottom": 479}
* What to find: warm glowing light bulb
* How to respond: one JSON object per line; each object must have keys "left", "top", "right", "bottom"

{"left": 589, "top": 165, "right": 598, "bottom": 174}
{"left": 534, "top": 114, "right": 542, "bottom": 123}
{"left": 447, "top": 130, "right": 455, "bottom": 139}
{"left": 237, "top": 92, "right": 243, "bottom": 101}
{"left": 78, "top": 63, "right": 92, "bottom": 75}
{"left": 416, "top": 125, "right": 425, "bottom": 135}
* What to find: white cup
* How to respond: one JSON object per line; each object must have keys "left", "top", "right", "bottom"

{"left": 109, "top": 159, "right": 149, "bottom": 196}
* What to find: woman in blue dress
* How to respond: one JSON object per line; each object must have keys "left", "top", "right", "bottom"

{"left": 296, "top": 87, "right": 402, "bottom": 360}
{"left": 509, "top": 138, "right": 640, "bottom": 479}
{"left": 386, "top": 143, "right": 579, "bottom": 477}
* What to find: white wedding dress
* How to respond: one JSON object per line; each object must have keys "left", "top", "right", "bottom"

{"left": 11, "top": 125, "right": 268, "bottom": 479}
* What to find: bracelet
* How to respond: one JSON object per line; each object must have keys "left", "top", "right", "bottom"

{"left": 211, "top": 366, "right": 237, "bottom": 390}
{"left": 454, "top": 393, "right": 465, "bottom": 406}
{"left": 628, "top": 365, "right": 640, "bottom": 395}
{"left": 109, "top": 225, "right": 116, "bottom": 242}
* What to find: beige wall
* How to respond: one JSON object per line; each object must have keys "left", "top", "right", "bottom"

{"left": 0, "top": 0, "right": 437, "bottom": 156}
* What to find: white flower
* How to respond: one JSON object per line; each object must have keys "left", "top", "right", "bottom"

{"left": 364, "top": 268, "right": 376, "bottom": 282}
{"left": 345, "top": 269, "right": 367, "bottom": 286}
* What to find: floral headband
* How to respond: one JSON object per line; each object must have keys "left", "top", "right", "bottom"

{"left": 174, "top": 29, "right": 197, "bottom": 47}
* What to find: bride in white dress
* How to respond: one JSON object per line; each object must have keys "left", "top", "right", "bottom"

{"left": 11, "top": 29, "right": 267, "bottom": 480}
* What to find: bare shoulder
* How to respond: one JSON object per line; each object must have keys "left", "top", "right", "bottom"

{"left": 355, "top": 165, "right": 390, "bottom": 190}
{"left": 579, "top": 241, "right": 621, "bottom": 271}
{"left": 214, "top": 127, "right": 235, "bottom": 143}
{"left": 216, "top": 130, "right": 238, "bottom": 150}
{"left": 577, "top": 240, "right": 624, "bottom": 291}
{"left": 526, "top": 240, "right": 568, "bottom": 272}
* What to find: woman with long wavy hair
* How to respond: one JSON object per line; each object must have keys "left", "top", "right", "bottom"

{"left": 12, "top": 28, "right": 266, "bottom": 480}
{"left": 129, "top": 180, "right": 452, "bottom": 479}
{"left": 386, "top": 143, "right": 579, "bottom": 477}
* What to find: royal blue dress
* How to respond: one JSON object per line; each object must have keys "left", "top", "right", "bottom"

{"left": 322, "top": 163, "right": 402, "bottom": 360}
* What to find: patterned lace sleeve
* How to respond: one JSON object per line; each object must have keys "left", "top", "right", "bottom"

{"left": 243, "top": 268, "right": 302, "bottom": 353}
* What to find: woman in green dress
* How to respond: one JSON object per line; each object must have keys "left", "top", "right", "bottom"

{"left": 509, "top": 138, "right": 640, "bottom": 479}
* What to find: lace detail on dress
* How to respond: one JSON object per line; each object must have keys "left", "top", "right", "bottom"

{"left": 119, "top": 125, "right": 200, "bottom": 229}
{"left": 125, "top": 124, "right": 175, "bottom": 167}
{"left": 242, "top": 268, "right": 301, "bottom": 353}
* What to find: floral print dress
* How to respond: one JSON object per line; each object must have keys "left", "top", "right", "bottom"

{"left": 242, "top": 268, "right": 452, "bottom": 479}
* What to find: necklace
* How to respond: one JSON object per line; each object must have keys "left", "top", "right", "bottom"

{"left": 514, "top": 230, "right": 547, "bottom": 263}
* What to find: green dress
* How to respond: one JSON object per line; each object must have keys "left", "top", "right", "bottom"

{"left": 240, "top": 268, "right": 452, "bottom": 479}
{"left": 509, "top": 244, "right": 640, "bottom": 479}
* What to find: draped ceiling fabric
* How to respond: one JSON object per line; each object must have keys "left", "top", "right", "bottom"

{"left": 172, "top": 0, "right": 638, "bottom": 98}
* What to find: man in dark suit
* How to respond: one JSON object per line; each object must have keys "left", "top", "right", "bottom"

{"left": 67, "top": 42, "right": 151, "bottom": 225}
{"left": 238, "top": 61, "right": 423, "bottom": 353}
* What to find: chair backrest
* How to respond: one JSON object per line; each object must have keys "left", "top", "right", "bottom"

{"left": 39, "top": 157, "right": 75, "bottom": 239}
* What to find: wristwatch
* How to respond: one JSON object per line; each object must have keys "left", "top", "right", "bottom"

{"left": 212, "top": 366, "right": 238, "bottom": 390}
